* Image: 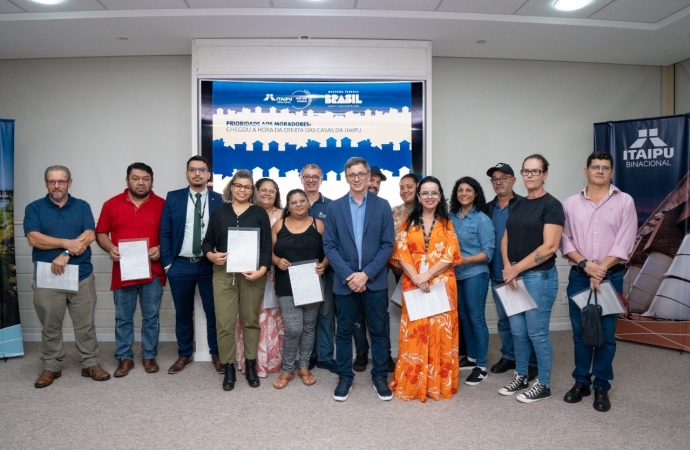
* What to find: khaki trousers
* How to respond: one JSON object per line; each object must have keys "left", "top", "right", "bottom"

{"left": 32, "top": 273, "right": 100, "bottom": 371}
{"left": 212, "top": 266, "right": 266, "bottom": 364}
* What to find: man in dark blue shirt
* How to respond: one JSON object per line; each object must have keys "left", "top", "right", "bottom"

{"left": 24, "top": 165, "right": 110, "bottom": 388}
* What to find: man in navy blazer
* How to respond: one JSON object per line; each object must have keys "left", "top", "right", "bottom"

{"left": 323, "top": 157, "right": 395, "bottom": 402}
{"left": 160, "top": 156, "right": 224, "bottom": 375}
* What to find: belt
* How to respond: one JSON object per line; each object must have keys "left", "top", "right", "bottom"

{"left": 177, "top": 256, "right": 205, "bottom": 263}
{"left": 571, "top": 263, "right": 625, "bottom": 276}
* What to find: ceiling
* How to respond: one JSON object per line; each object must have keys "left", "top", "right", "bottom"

{"left": 1, "top": 0, "right": 690, "bottom": 66}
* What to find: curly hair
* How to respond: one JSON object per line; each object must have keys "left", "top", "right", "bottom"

{"left": 449, "top": 176, "right": 486, "bottom": 214}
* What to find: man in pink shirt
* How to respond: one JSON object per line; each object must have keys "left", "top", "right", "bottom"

{"left": 560, "top": 151, "right": 636, "bottom": 412}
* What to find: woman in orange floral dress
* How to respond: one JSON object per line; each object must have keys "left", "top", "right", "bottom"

{"left": 390, "top": 175, "right": 461, "bottom": 402}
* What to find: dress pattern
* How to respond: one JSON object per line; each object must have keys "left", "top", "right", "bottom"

{"left": 389, "top": 219, "right": 461, "bottom": 402}
{"left": 236, "top": 216, "right": 284, "bottom": 377}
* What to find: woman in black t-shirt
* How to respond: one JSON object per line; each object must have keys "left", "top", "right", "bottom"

{"left": 498, "top": 154, "right": 564, "bottom": 404}
{"left": 271, "top": 189, "right": 328, "bottom": 390}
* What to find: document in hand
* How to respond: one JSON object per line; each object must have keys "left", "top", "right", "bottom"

{"left": 494, "top": 278, "right": 537, "bottom": 317}
{"left": 118, "top": 238, "right": 151, "bottom": 281}
{"left": 391, "top": 278, "right": 403, "bottom": 307}
{"left": 403, "top": 281, "right": 451, "bottom": 322}
{"left": 570, "top": 281, "right": 625, "bottom": 316}
{"left": 288, "top": 260, "right": 324, "bottom": 306}
{"left": 226, "top": 227, "right": 259, "bottom": 273}
{"left": 36, "top": 261, "right": 79, "bottom": 292}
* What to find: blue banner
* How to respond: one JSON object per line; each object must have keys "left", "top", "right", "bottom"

{"left": 0, "top": 118, "right": 22, "bottom": 358}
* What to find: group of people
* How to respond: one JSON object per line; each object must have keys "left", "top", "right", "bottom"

{"left": 26, "top": 150, "right": 636, "bottom": 412}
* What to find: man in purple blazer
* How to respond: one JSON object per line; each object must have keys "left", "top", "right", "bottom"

{"left": 160, "top": 156, "right": 224, "bottom": 375}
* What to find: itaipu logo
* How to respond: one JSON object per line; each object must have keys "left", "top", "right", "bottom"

{"left": 263, "top": 90, "right": 313, "bottom": 110}
{"left": 623, "top": 128, "right": 674, "bottom": 168}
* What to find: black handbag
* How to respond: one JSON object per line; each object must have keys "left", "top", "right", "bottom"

{"left": 581, "top": 290, "right": 604, "bottom": 348}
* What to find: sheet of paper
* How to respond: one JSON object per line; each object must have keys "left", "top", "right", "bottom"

{"left": 570, "top": 281, "right": 625, "bottom": 316}
{"left": 403, "top": 281, "right": 450, "bottom": 322}
{"left": 288, "top": 260, "right": 324, "bottom": 306}
{"left": 494, "top": 278, "right": 538, "bottom": 317}
{"left": 119, "top": 239, "right": 151, "bottom": 281}
{"left": 391, "top": 278, "right": 403, "bottom": 307}
{"left": 226, "top": 228, "right": 259, "bottom": 273}
{"left": 36, "top": 261, "right": 79, "bottom": 292}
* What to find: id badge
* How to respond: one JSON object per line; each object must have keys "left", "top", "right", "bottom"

{"left": 420, "top": 256, "right": 429, "bottom": 274}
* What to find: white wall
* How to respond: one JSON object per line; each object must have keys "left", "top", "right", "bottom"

{"left": 677, "top": 58, "right": 690, "bottom": 114}
{"left": 431, "top": 57, "right": 660, "bottom": 331}
{"left": 0, "top": 54, "right": 663, "bottom": 344}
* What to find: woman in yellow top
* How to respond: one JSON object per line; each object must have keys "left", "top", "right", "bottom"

{"left": 390, "top": 175, "right": 461, "bottom": 402}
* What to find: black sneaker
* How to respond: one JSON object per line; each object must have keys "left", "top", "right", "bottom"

{"left": 528, "top": 365, "right": 538, "bottom": 382}
{"left": 516, "top": 381, "right": 551, "bottom": 403}
{"left": 490, "top": 358, "right": 516, "bottom": 374}
{"left": 387, "top": 354, "right": 396, "bottom": 373}
{"left": 372, "top": 378, "right": 393, "bottom": 401}
{"left": 498, "top": 371, "right": 528, "bottom": 396}
{"left": 352, "top": 352, "right": 368, "bottom": 372}
{"left": 459, "top": 357, "right": 476, "bottom": 370}
{"left": 333, "top": 379, "right": 353, "bottom": 402}
{"left": 465, "top": 367, "right": 488, "bottom": 386}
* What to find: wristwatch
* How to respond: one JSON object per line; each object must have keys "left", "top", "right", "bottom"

{"left": 62, "top": 250, "right": 70, "bottom": 257}
{"left": 578, "top": 259, "right": 588, "bottom": 270}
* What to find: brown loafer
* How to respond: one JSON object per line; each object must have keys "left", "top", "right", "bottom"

{"left": 35, "top": 370, "right": 61, "bottom": 388}
{"left": 142, "top": 358, "right": 159, "bottom": 373}
{"left": 168, "top": 357, "right": 193, "bottom": 374}
{"left": 81, "top": 364, "right": 111, "bottom": 381}
{"left": 212, "top": 355, "right": 223, "bottom": 374}
{"left": 114, "top": 359, "right": 134, "bottom": 377}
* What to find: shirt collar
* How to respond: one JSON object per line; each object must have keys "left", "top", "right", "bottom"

{"left": 188, "top": 187, "right": 208, "bottom": 197}
{"left": 349, "top": 191, "right": 368, "bottom": 205}
{"left": 582, "top": 184, "right": 617, "bottom": 199}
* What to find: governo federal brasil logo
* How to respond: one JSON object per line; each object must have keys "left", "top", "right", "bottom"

{"left": 263, "top": 90, "right": 313, "bottom": 110}
{"left": 623, "top": 128, "right": 674, "bottom": 168}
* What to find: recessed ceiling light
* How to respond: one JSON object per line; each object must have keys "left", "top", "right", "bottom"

{"left": 30, "top": 0, "right": 64, "bottom": 5}
{"left": 554, "top": 0, "right": 591, "bottom": 12}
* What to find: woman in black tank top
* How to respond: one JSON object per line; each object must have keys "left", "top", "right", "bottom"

{"left": 271, "top": 189, "right": 329, "bottom": 389}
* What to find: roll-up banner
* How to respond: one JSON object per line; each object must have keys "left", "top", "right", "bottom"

{"left": 594, "top": 114, "right": 690, "bottom": 351}
{"left": 0, "top": 119, "right": 22, "bottom": 359}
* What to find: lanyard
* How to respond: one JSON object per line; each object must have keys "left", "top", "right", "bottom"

{"left": 188, "top": 191, "right": 207, "bottom": 228}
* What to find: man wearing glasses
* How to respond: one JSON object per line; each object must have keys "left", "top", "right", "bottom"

{"left": 25, "top": 165, "right": 111, "bottom": 387}
{"left": 561, "top": 151, "right": 636, "bottom": 412}
{"left": 484, "top": 163, "right": 538, "bottom": 380}
{"left": 160, "top": 156, "right": 224, "bottom": 375}
{"left": 300, "top": 163, "right": 337, "bottom": 373}
{"left": 323, "top": 157, "right": 395, "bottom": 402}
{"left": 96, "top": 162, "right": 166, "bottom": 377}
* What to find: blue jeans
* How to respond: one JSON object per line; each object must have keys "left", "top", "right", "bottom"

{"left": 457, "top": 272, "right": 490, "bottom": 367}
{"left": 335, "top": 288, "right": 388, "bottom": 381}
{"left": 313, "top": 270, "right": 336, "bottom": 362}
{"left": 508, "top": 266, "right": 558, "bottom": 387}
{"left": 567, "top": 269, "right": 623, "bottom": 391}
{"left": 353, "top": 303, "right": 370, "bottom": 354}
{"left": 167, "top": 258, "right": 218, "bottom": 358}
{"left": 491, "top": 278, "right": 515, "bottom": 361}
{"left": 113, "top": 278, "right": 163, "bottom": 360}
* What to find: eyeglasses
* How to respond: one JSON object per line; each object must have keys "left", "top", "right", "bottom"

{"left": 419, "top": 191, "right": 440, "bottom": 198}
{"left": 289, "top": 198, "right": 308, "bottom": 206}
{"left": 47, "top": 180, "right": 69, "bottom": 186}
{"left": 346, "top": 172, "right": 368, "bottom": 180}
{"left": 589, "top": 165, "right": 612, "bottom": 172}
{"left": 520, "top": 169, "right": 543, "bottom": 176}
{"left": 301, "top": 175, "right": 321, "bottom": 182}
{"left": 259, "top": 188, "right": 276, "bottom": 195}
{"left": 187, "top": 167, "right": 207, "bottom": 174}
{"left": 232, "top": 183, "right": 253, "bottom": 191}
{"left": 490, "top": 176, "right": 510, "bottom": 184}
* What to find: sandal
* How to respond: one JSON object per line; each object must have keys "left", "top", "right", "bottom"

{"left": 298, "top": 369, "right": 316, "bottom": 386}
{"left": 272, "top": 372, "right": 295, "bottom": 389}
